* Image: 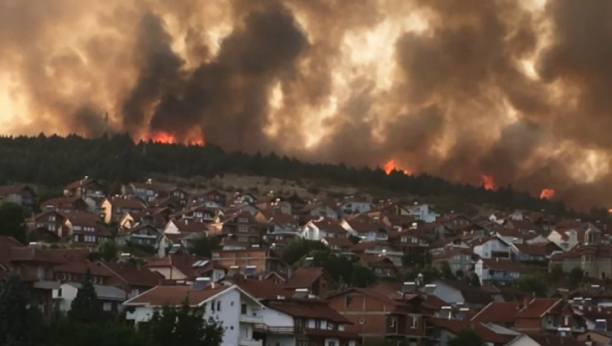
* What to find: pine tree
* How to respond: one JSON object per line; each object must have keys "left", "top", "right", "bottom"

{"left": 69, "top": 268, "right": 101, "bottom": 324}
{"left": 0, "top": 272, "right": 30, "bottom": 346}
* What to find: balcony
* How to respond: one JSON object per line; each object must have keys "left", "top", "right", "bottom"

{"left": 240, "top": 315, "right": 264, "bottom": 324}
{"left": 254, "top": 324, "right": 299, "bottom": 335}
{"left": 239, "top": 339, "right": 262, "bottom": 346}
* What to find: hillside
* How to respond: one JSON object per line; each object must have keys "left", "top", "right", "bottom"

{"left": 0, "top": 134, "right": 584, "bottom": 217}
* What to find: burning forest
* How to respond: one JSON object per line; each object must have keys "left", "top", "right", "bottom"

{"left": 1, "top": 0, "right": 612, "bottom": 208}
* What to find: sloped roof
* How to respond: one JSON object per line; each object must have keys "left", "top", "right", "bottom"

{"left": 108, "top": 196, "right": 146, "bottom": 210}
{"left": 471, "top": 301, "right": 520, "bottom": 324}
{"left": 9, "top": 247, "right": 66, "bottom": 264}
{"left": 310, "top": 218, "right": 347, "bottom": 234}
{"left": 228, "top": 277, "right": 287, "bottom": 300}
{"left": 102, "top": 262, "right": 162, "bottom": 288}
{"left": 66, "top": 282, "right": 126, "bottom": 301}
{"left": 285, "top": 267, "right": 331, "bottom": 289}
{"left": 0, "top": 184, "right": 32, "bottom": 197}
{"left": 267, "top": 300, "right": 351, "bottom": 324}
{"left": 322, "top": 237, "right": 354, "bottom": 248}
{"left": 124, "top": 285, "right": 232, "bottom": 306}
{"left": 515, "top": 298, "right": 562, "bottom": 319}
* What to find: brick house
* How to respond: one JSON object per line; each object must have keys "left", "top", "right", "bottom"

{"left": 328, "top": 284, "right": 427, "bottom": 345}
{"left": 212, "top": 248, "right": 288, "bottom": 277}
{"left": 284, "top": 267, "right": 333, "bottom": 299}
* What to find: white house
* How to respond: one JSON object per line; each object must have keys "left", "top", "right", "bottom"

{"left": 337, "top": 199, "right": 374, "bottom": 217}
{"left": 472, "top": 237, "right": 511, "bottom": 259}
{"left": 475, "top": 258, "right": 521, "bottom": 285}
{"left": 301, "top": 202, "right": 339, "bottom": 220}
{"left": 408, "top": 204, "right": 439, "bottom": 223}
{"left": 340, "top": 218, "right": 388, "bottom": 242}
{"left": 124, "top": 283, "right": 265, "bottom": 346}
{"left": 301, "top": 217, "right": 348, "bottom": 241}
{"left": 53, "top": 282, "right": 127, "bottom": 313}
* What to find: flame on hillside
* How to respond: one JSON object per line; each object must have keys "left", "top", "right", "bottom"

{"left": 482, "top": 175, "right": 495, "bottom": 191}
{"left": 540, "top": 188, "right": 555, "bottom": 200}
{"left": 142, "top": 130, "right": 204, "bottom": 146}
{"left": 384, "top": 160, "right": 412, "bottom": 176}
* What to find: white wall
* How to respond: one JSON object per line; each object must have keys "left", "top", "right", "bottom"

{"left": 53, "top": 284, "right": 79, "bottom": 312}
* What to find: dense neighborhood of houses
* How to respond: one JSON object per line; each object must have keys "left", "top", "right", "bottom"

{"left": 2, "top": 177, "right": 612, "bottom": 345}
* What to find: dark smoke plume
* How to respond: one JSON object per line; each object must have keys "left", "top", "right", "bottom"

{"left": 1, "top": 0, "right": 612, "bottom": 208}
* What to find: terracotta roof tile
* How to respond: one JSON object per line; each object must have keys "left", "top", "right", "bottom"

{"left": 471, "top": 301, "right": 520, "bottom": 324}
{"left": 102, "top": 262, "right": 163, "bottom": 288}
{"left": 228, "top": 277, "right": 287, "bottom": 300}
{"left": 108, "top": 196, "right": 146, "bottom": 210}
{"left": 515, "top": 298, "right": 562, "bottom": 319}
{"left": 321, "top": 237, "right": 354, "bottom": 248}
{"left": 124, "top": 285, "right": 231, "bottom": 306}
{"left": 267, "top": 300, "right": 351, "bottom": 324}
{"left": 284, "top": 267, "right": 330, "bottom": 289}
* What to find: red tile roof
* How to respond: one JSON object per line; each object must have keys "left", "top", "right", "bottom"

{"left": 515, "top": 298, "right": 562, "bottom": 319}
{"left": 55, "top": 260, "right": 112, "bottom": 277}
{"left": 0, "top": 184, "right": 31, "bottom": 197}
{"left": 102, "top": 262, "right": 163, "bottom": 288}
{"left": 227, "top": 277, "right": 287, "bottom": 300}
{"left": 321, "top": 237, "right": 354, "bottom": 248}
{"left": 284, "top": 267, "right": 330, "bottom": 290}
{"left": 108, "top": 196, "right": 146, "bottom": 210}
{"left": 0, "top": 236, "right": 24, "bottom": 270}
{"left": 309, "top": 218, "right": 346, "bottom": 234}
{"left": 124, "top": 285, "right": 231, "bottom": 306}
{"left": 471, "top": 301, "right": 520, "bottom": 324}
{"left": 267, "top": 300, "right": 352, "bottom": 324}
{"left": 9, "top": 247, "right": 66, "bottom": 264}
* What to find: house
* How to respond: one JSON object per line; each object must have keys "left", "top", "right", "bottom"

{"left": 514, "top": 298, "right": 565, "bottom": 333}
{"left": 427, "top": 318, "right": 517, "bottom": 346}
{"left": 234, "top": 193, "right": 259, "bottom": 205}
{"left": 301, "top": 217, "right": 348, "bottom": 241}
{"left": 41, "top": 196, "right": 90, "bottom": 213}
{"left": 548, "top": 222, "right": 602, "bottom": 251}
{"left": 472, "top": 237, "right": 511, "bottom": 259}
{"left": 327, "top": 284, "right": 427, "bottom": 345}
{"left": 286, "top": 193, "right": 307, "bottom": 211}
{"left": 116, "top": 224, "right": 162, "bottom": 248}
{"left": 260, "top": 298, "right": 358, "bottom": 346}
{"left": 359, "top": 255, "right": 398, "bottom": 279}
{"left": 387, "top": 230, "right": 430, "bottom": 257}
{"left": 428, "top": 279, "right": 493, "bottom": 309}
{"left": 550, "top": 245, "right": 612, "bottom": 280}
{"left": 337, "top": 198, "right": 374, "bottom": 217}
{"left": 212, "top": 248, "right": 288, "bottom": 277}
{"left": 124, "top": 283, "right": 265, "bottom": 346}
{"left": 301, "top": 201, "right": 339, "bottom": 220}
{"left": 432, "top": 248, "right": 476, "bottom": 277}
{"left": 171, "top": 205, "right": 219, "bottom": 224}
{"left": 341, "top": 216, "right": 390, "bottom": 241}
{"left": 101, "top": 196, "right": 147, "bottom": 224}
{"left": 350, "top": 241, "right": 404, "bottom": 267}
{"left": 63, "top": 212, "right": 112, "bottom": 246}
{"left": 28, "top": 211, "right": 68, "bottom": 237}
{"left": 5, "top": 244, "right": 65, "bottom": 316}
{"left": 122, "top": 180, "right": 169, "bottom": 203}
{"left": 63, "top": 177, "right": 105, "bottom": 198}
{"left": 475, "top": 258, "right": 522, "bottom": 285}
{"left": 408, "top": 204, "right": 439, "bottom": 223}
{"left": 53, "top": 282, "right": 126, "bottom": 313}
{"left": 511, "top": 242, "right": 561, "bottom": 263}
{"left": 284, "top": 267, "right": 333, "bottom": 299}
{"left": 210, "top": 211, "right": 267, "bottom": 247}
{"left": 321, "top": 237, "right": 354, "bottom": 253}
{"left": 471, "top": 301, "right": 521, "bottom": 328}
{"left": 100, "top": 262, "right": 163, "bottom": 299}
{"left": 0, "top": 184, "right": 36, "bottom": 211}
{"left": 147, "top": 253, "right": 222, "bottom": 281}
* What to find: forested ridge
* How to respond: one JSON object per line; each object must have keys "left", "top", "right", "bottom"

{"left": 0, "top": 134, "right": 581, "bottom": 216}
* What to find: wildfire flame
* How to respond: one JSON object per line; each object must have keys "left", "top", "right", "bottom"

{"left": 608, "top": 209, "right": 612, "bottom": 214}
{"left": 482, "top": 175, "right": 494, "bottom": 191}
{"left": 383, "top": 160, "right": 412, "bottom": 176}
{"left": 540, "top": 188, "right": 555, "bottom": 200}
{"left": 141, "top": 130, "right": 204, "bottom": 146}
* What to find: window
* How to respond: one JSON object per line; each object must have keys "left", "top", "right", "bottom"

{"left": 217, "top": 301, "right": 221, "bottom": 312}
{"left": 212, "top": 300, "right": 216, "bottom": 312}
{"left": 315, "top": 320, "right": 321, "bottom": 329}
{"left": 391, "top": 317, "right": 397, "bottom": 327}
{"left": 103, "top": 302, "right": 112, "bottom": 311}
{"left": 241, "top": 304, "right": 247, "bottom": 315}
{"left": 411, "top": 317, "right": 419, "bottom": 329}
{"left": 328, "top": 342, "right": 336, "bottom": 346}
{"left": 345, "top": 295, "right": 353, "bottom": 307}
{"left": 57, "top": 288, "right": 62, "bottom": 297}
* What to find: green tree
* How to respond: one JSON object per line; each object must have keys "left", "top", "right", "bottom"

{"left": 147, "top": 299, "right": 224, "bottom": 346}
{"left": 188, "top": 236, "right": 221, "bottom": 258}
{"left": 448, "top": 329, "right": 484, "bottom": 346}
{"left": 513, "top": 275, "right": 548, "bottom": 297}
{"left": 0, "top": 272, "right": 30, "bottom": 345}
{"left": 0, "top": 202, "right": 28, "bottom": 244}
{"left": 549, "top": 264, "right": 565, "bottom": 283}
{"left": 350, "top": 265, "right": 378, "bottom": 288}
{"left": 69, "top": 268, "right": 101, "bottom": 324}
{"left": 99, "top": 240, "right": 118, "bottom": 262}
{"left": 281, "top": 239, "right": 327, "bottom": 266}
{"left": 569, "top": 267, "right": 584, "bottom": 288}
{"left": 439, "top": 262, "right": 456, "bottom": 280}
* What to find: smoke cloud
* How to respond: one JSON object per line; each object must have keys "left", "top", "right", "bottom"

{"left": 1, "top": 0, "right": 612, "bottom": 208}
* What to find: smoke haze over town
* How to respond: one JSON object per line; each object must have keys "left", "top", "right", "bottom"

{"left": 1, "top": 0, "right": 612, "bottom": 208}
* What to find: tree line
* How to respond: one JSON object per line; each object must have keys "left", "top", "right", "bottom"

{"left": 0, "top": 134, "right": 580, "bottom": 216}
{"left": 0, "top": 269, "right": 224, "bottom": 346}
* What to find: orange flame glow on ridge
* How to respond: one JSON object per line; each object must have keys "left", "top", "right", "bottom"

{"left": 383, "top": 160, "right": 412, "bottom": 176}
{"left": 540, "top": 188, "right": 555, "bottom": 200}
{"left": 142, "top": 130, "right": 204, "bottom": 146}
{"left": 482, "top": 175, "right": 494, "bottom": 191}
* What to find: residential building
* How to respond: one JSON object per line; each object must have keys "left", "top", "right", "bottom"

{"left": 53, "top": 282, "right": 126, "bottom": 313}
{"left": 284, "top": 267, "right": 333, "bottom": 299}
{"left": 301, "top": 201, "right": 339, "bottom": 220}
{"left": 472, "top": 237, "right": 511, "bottom": 259}
{"left": 0, "top": 184, "right": 36, "bottom": 211}
{"left": 212, "top": 248, "right": 288, "bottom": 277}
{"left": 101, "top": 196, "right": 147, "bottom": 224}
{"left": 63, "top": 177, "right": 106, "bottom": 199}
{"left": 259, "top": 298, "right": 359, "bottom": 346}
{"left": 432, "top": 248, "right": 476, "bottom": 277}
{"left": 302, "top": 217, "right": 348, "bottom": 241}
{"left": 550, "top": 245, "right": 612, "bottom": 280}
{"left": 124, "top": 283, "right": 265, "bottom": 346}
{"left": 475, "top": 258, "right": 522, "bottom": 285}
